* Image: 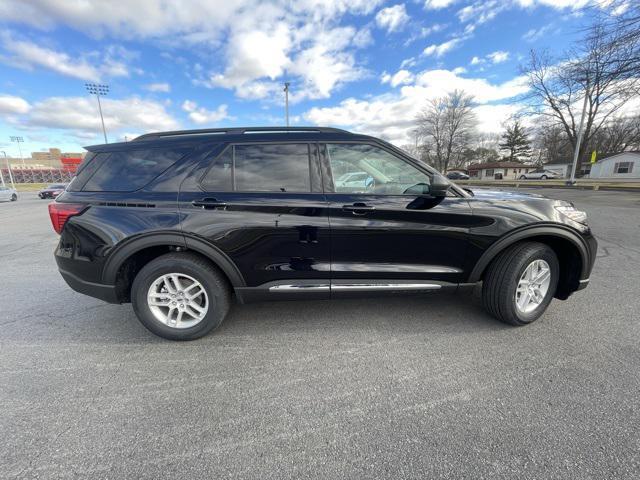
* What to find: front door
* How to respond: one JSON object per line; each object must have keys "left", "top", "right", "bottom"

{"left": 321, "top": 143, "right": 474, "bottom": 290}
{"left": 179, "top": 142, "right": 331, "bottom": 299}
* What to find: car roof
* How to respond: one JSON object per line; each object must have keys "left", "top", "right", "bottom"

{"left": 84, "top": 127, "right": 380, "bottom": 152}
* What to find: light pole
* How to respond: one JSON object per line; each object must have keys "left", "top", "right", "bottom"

{"left": 9, "top": 136, "right": 25, "bottom": 169}
{"left": 85, "top": 83, "right": 109, "bottom": 143}
{"left": 283, "top": 82, "right": 290, "bottom": 127}
{"left": 1, "top": 151, "right": 15, "bottom": 188}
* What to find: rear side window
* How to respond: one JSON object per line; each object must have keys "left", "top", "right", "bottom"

{"left": 201, "top": 143, "right": 314, "bottom": 193}
{"left": 235, "top": 144, "right": 310, "bottom": 192}
{"left": 79, "top": 148, "right": 188, "bottom": 192}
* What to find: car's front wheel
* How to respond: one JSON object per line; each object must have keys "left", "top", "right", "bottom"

{"left": 11, "top": 194, "right": 17, "bottom": 201}
{"left": 541, "top": 175, "right": 548, "bottom": 179}
{"left": 482, "top": 242, "right": 559, "bottom": 326}
{"left": 519, "top": 175, "right": 526, "bottom": 180}
{"left": 131, "top": 252, "right": 230, "bottom": 340}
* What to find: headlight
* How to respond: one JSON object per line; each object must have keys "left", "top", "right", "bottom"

{"left": 555, "top": 205, "right": 588, "bottom": 225}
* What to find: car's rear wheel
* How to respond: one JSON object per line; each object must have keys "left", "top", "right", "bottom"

{"left": 131, "top": 252, "right": 230, "bottom": 340}
{"left": 11, "top": 194, "right": 17, "bottom": 201}
{"left": 482, "top": 242, "right": 559, "bottom": 326}
{"left": 541, "top": 175, "right": 547, "bottom": 179}
{"left": 519, "top": 175, "right": 526, "bottom": 180}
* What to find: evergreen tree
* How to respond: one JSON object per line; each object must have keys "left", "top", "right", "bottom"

{"left": 499, "top": 120, "right": 532, "bottom": 162}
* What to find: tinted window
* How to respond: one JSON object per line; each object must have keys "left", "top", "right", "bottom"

{"left": 235, "top": 144, "right": 310, "bottom": 192}
{"left": 67, "top": 153, "right": 108, "bottom": 192}
{"left": 201, "top": 147, "right": 233, "bottom": 191}
{"left": 82, "top": 148, "right": 188, "bottom": 192}
{"left": 326, "top": 144, "right": 430, "bottom": 195}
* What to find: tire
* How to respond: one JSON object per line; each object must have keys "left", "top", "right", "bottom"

{"left": 131, "top": 252, "right": 231, "bottom": 340}
{"left": 519, "top": 175, "right": 526, "bottom": 180}
{"left": 11, "top": 194, "right": 17, "bottom": 201}
{"left": 541, "top": 175, "right": 547, "bottom": 179}
{"left": 482, "top": 242, "right": 559, "bottom": 326}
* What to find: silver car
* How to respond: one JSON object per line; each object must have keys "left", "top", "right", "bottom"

{"left": 519, "top": 168, "right": 560, "bottom": 180}
{"left": 0, "top": 186, "right": 18, "bottom": 202}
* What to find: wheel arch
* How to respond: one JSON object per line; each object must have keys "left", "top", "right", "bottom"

{"left": 468, "top": 225, "right": 590, "bottom": 299}
{"left": 102, "top": 232, "right": 245, "bottom": 298}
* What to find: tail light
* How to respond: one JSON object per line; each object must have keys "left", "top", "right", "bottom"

{"left": 48, "top": 203, "right": 87, "bottom": 234}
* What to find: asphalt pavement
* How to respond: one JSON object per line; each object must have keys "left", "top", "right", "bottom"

{"left": 1, "top": 189, "right": 639, "bottom": 479}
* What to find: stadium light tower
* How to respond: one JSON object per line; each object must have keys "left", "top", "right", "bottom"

{"left": 9, "top": 136, "right": 25, "bottom": 168}
{"left": 1, "top": 151, "right": 15, "bottom": 188}
{"left": 85, "top": 83, "right": 109, "bottom": 143}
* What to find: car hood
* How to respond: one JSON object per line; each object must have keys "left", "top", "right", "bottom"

{"left": 467, "top": 188, "right": 547, "bottom": 201}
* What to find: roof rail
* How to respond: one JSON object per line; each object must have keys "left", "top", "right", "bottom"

{"left": 133, "top": 126, "right": 351, "bottom": 141}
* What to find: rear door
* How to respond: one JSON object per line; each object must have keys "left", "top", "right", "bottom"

{"left": 321, "top": 142, "right": 475, "bottom": 289}
{"left": 179, "top": 142, "right": 331, "bottom": 298}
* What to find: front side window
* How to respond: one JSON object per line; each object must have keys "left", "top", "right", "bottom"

{"left": 326, "top": 144, "right": 430, "bottom": 195}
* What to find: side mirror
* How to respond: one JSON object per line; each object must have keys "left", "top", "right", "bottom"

{"left": 430, "top": 174, "right": 451, "bottom": 198}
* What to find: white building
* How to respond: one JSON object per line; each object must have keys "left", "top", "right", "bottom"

{"left": 588, "top": 152, "right": 640, "bottom": 179}
{"left": 467, "top": 162, "right": 537, "bottom": 180}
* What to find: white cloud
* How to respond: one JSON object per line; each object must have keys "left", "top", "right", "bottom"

{"left": 423, "top": 37, "right": 464, "bottom": 57}
{"left": 144, "top": 82, "right": 171, "bottom": 93}
{"left": 304, "top": 68, "right": 529, "bottom": 145}
{"left": 0, "top": 0, "right": 383, "bottom": 101}
{"left": 381, "top": 69, "right": 415, "bottom": 87}
{"left": 424, "top": 0, "right": 458, "bottom": 8}
{"left": 523, "top": 24, "right": 554, "bottom": 42}
{"left": 470, "top": 56, "right": 484, "bottom": 65}
{"left": 17, "top": 96, "right": 179, "bottom": 135}
{"left": 0, "top": 33, "right": 135, "bottom": 81}
{"left": 487, "top": 50, "right": 510, "bottom": 63}
{"left": 0, "top": 94, "right": 31, "bottom": 115}
{"left": 375, "top": 4, "right": 410, "bottom": 33}
{"left": 182, "top": 100, "right": 230, "bottom": 124}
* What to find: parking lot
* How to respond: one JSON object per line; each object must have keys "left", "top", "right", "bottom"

{"left": 1, "top": 188, "right": 639, "bottom": 479}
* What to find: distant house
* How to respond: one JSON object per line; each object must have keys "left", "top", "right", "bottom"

{"left": 467, "top": 161, "right": 537, "bottom": 180}
{"left": 588, "top": 152, "right": 640, "bottom": 179}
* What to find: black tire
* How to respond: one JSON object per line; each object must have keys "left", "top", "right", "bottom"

{"left": 482, "top": 242, "right": 559, "bottom": 326}
{"left": 519, "top": 175, "right": 526, "bottom": 180}
{"left": 11, "top": 194, "right": 17, "bottom": 201}
{"left": 131, "top": 252, "right": 231, "bottom": 340}
{"left": 541, "top": 175, "right": 547, "bottom": 179}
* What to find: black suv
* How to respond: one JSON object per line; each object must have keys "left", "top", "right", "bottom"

{"left": 50, "top": 127, "right": 596, "bottom": 340}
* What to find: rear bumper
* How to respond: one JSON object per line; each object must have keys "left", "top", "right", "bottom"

{"left": 59, "top": 268, "right": 119, "bottom": 304}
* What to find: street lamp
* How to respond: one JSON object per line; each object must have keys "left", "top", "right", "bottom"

{"left": 9, "top": 136, "right": 25, "bottom": 169}
{"left": 283, "top": 82, "right": 290, "bottom": 127}
{"left": 1, "top": 151, "right": 15, "bottom": 188}
{"left": 85, "top": 83, "right": 109, "bottom": 143}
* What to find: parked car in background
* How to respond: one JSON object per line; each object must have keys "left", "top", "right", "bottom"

{"left": 519, "top": 169, "right": 560, "bottom": 180}
{"left": 446, "top": 171, "right": 470, "bottom": 180}
{"left": 0, "top": 186, "right": 18, "bottom": 202}
{"left": 50, "top": 126, "right": 596, "bottom": 340}
{"left": 38, "top": 183, "right": 68, "bottom": 199}
{"left": 334, "top": 171, "right": 373, "bottom": 191}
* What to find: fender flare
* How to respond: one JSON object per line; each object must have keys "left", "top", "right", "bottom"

{"left": 467, "top": 224, "right": 591, "bottom": 283}
{"left": 101, "top": 232, "right": 245, "bottom": 287}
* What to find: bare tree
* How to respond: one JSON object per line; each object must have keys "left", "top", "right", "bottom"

{"left": 586, "top": 114, "right": 640, "bottom": 154}
{"left": 521, "top": 18, "right": 640, "bottom": 176}
{"left": 416, "top": 90, "right": 477, "bottom": 172}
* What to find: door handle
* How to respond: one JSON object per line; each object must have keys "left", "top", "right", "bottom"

{"left": 342, "top": 203, "right": 375, "bottom": 215}
{"left": 192, "top": 198, "right": 228, "bottom": 209}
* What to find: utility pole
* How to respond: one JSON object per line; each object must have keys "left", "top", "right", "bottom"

{"left": 10, "top": 136, "right": 25, "bottom": 169}
{"left": 85, "top": 83, "right": 109, "bottom": 143}
{"left": 1, "top": 151, "right": 15, "bottom": 188}
{"left": 568, "top": 90, "right": 589, "bottom": 186}
{"left": 284, "top": 82, "right": 290, "bottom": 127}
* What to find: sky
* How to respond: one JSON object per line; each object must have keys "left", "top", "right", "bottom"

{"left": 0, "top": 0, "right": 618, "bottom": 156}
